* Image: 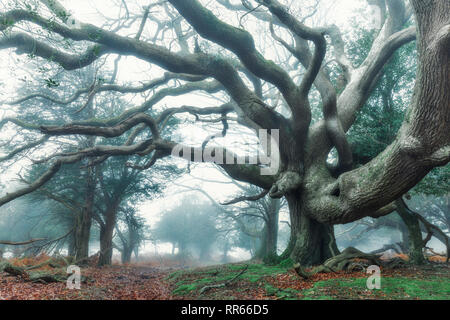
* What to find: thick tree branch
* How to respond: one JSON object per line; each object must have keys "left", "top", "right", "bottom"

{"left": 0, "top": 32, "right": 108, "bottom": 70}
{"left": 167, "top": 0, "right": 306, "bottom": 125}
{"left": 308, "top": 26, "right": 416, "bottom": 164}
{"left": 167, "top": 0, "right": 296, "bottom": 96}
{"left": 304, "top": 1, "right": 449, "bottom": 224}
{"left": 40, "top": 112, "right": 160, "bottom": 139}
{"left": 0, "top": 139, "right": 154, "bottom": 207}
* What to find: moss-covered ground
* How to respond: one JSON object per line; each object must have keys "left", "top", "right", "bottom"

{"left": 168, "top": 261, "right": 450, "bottom": 300}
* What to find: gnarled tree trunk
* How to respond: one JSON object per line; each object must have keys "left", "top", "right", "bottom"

{"left": 287, "top": 194, "right": 339, "bottom": 266}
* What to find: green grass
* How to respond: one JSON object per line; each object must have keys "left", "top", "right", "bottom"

{"left": 168, "top": 262, "right": 289, "bottom": 296}
{"left": 264, "top": 283, "right": 301, "bottom": 300}
{"left": 301, "top": 276, "right": 450, "bottom": 300}
{"left": 168, "top": 262, "right": 450, "bottom": 300}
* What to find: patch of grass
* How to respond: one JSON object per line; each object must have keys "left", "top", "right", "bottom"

{"left": 279, "top": 258, "right": 294, "bottom": 268}
{"left": 240, "top": 264, "right": 289, "bottom": 283}
{"left": 264, "top": 283, "right": 300, "bottom": 300}
{"left": 168, "top": 262, "right": 449, "bottom": 300}
{"left": 376, "top": 277, "right": 449, "bottom": 299}
{"left": 165, "top": 270, "right": 184, "bottom": 281}
{"left": 301, "top": 276, "right": 450, "bottom": 300}
{"left": 169, "top": 262, "right": 289, "bottom": 297}
{"left": 172, "top": 283, "right": 199, "bottom": 295}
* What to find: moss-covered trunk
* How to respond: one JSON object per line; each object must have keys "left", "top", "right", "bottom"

{"left": 72, "top": 166, "right": 95, "bottom": 263}
{"left": 396, "top": 199, "right": 426, "bottom": 265}
{"left": 287, "top": 194, "right": 338, "bottom": 266}
{"left": 74, "top": 209, "right": 92, "bottom": 263}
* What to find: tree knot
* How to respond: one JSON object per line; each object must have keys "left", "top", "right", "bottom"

{"left": 269, "top": 170, "right": 302, "bottom": 198}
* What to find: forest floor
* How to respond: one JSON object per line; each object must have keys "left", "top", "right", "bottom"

{"left": 0, "top": 255, "right": 449, "bottom": 300}
{"left": 168, "top": 260, "right": 449, "bottom": 300}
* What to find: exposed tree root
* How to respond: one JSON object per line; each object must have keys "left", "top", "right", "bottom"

{"left": 0, "top": 260, "right": 68, "bottom": 283}
{"left": 0, "top": 261, "right": 28, "bottom": 278}
{"left": 294, "top": 247, "right": 407, "bottom": 279}
{"left": 199, "top": 265, "right": 248, "bottom": 295}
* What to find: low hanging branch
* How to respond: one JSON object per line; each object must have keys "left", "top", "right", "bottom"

{"left": 25, "top": 228, "right": 74, "bottom": 256}
{"left": 0, "top": 238, "right": 46, "bottom": 246}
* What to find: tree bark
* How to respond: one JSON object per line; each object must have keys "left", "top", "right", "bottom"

{"left": 73, "top": 167, "right": 95, "bottom": 263}
{"left": 0, "top": 0, "right": 447, "bottom": 272}
{"left": 396, "top": 203, "right": 426, "bottom": 264}
{"left": 73, "top": 209, "right": 92, "bottom": 263}
{"left": 396, "top": 198, "right": 426, "bottom": 264}
{"left": 67, "top": 232, "right": 76, "bottom": 257}
{"left": 98, "top": 204, "right": 118, "bottom": 267}
{"left": 287, "top": 194, "right": 339, "bottom": 266}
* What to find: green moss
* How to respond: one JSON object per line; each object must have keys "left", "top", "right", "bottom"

{"left": 169, "top": 263, "right": 290, "bottom": 296}
{"left": 264, "top": 284, "right": 300, "bottom": 300}
{"left": 169, "top": 262, "right": 449, "bottom": 299}
{"left": 263, "top": 253, "right": 282, "bottom": 265}
{"left": 264, "top": 284, "right": 278, "bottom": 296}
{"left": 165, "top": 270, "right": 184, "bottom": 281}
{"left": 375, "top": 277, "right": 449, "bottom": 299}
{"left": 301, "top": 276, "right": 450, "bottom": 300}
{"left": 172, "top": 283, "right": 198, "bottom": 295}
{"left": 279, "top": 258, "right": 294, "bottom": 268}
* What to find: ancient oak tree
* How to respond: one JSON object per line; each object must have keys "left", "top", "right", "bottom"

{"left": 0, "top": 0, "right": 448, "bottom": 265}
